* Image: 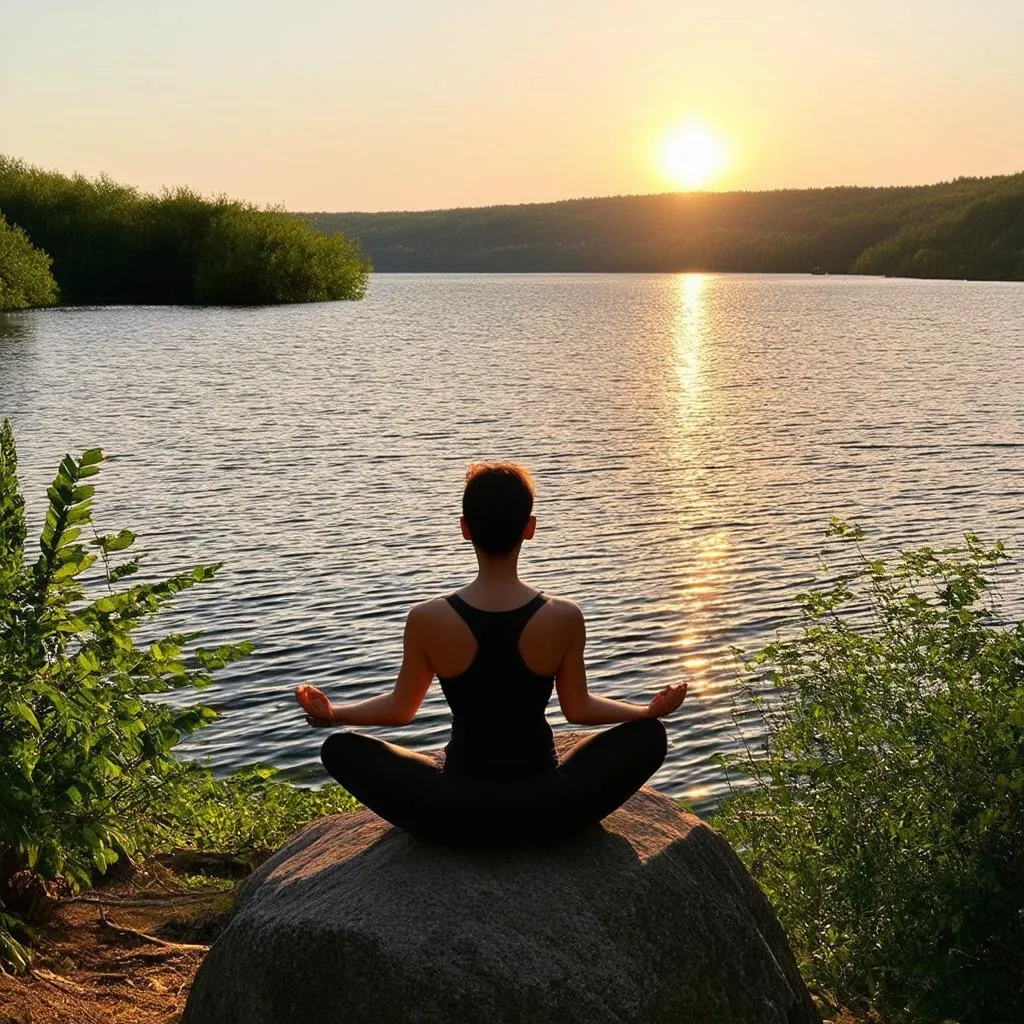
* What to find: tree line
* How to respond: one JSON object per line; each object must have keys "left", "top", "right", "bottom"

{"left": 308, "top": 173, "right": 1024, "bottom": 280}
{"left": 5, "top": 159, "right": 1020, "bottom": 312}
{"left": 0, "top": 157, "right": 370, "bottom": 312}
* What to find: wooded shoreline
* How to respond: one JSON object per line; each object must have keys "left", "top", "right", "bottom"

{"left": 309, "top": 173, "right": 1024, "bottom": 280}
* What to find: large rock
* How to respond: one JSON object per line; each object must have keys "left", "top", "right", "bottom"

{"left": 183, "top": 761, "right": 819, "bottom": 1024}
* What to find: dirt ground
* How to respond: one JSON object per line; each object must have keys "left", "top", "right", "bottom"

{"left": 0, "top": 870, "right": 232, "bottom": 1024}
{"left": 0, "top": 868, "right": 873, "bottom": 1024}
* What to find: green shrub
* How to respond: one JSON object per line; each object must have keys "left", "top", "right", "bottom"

{"left": 0, "top": 213, "right": 57, "bottom": 311}
{"left": 714, "top": 520, "right": 1024, "bottom": 1023}
{"left": 0, "top": 156, "right": 370, "bottom": 305}
{"left": 156, "top": 767, "right": 357, "bottom": 855}
{"left": 0, "top": 421, "right": 358, "bottom": 972}
{"left": 193, "top": 204, "right": 370, "bottom": 305}
{"left": 0, "top": 419, "right": 250, "bottom": 966}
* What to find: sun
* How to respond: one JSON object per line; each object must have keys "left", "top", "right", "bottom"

{"left": 658, "top": 122, "right": 728, "bottom": 191}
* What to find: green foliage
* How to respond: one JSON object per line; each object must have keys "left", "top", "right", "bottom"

{"left": 0, "top": 213, "right": 58, "bottom": 311}
{"left": 0, "top": 157, "right": 370, "bottom": 306}
{"left": 0, "top": 421, "right": 253, "bottom": 970}
{"left": 0, "top": 420, "right": 360, "bottom": 972}
{"left": 194, "top": 205, "right": 369, "bottom": 305}
{"left": 310, "top": 172, "right": 1024, "bottom": 279}
{"left": 156, "top": 768, "right": 358, "bottom": 855}
{"left": 852, "top": 190, "right": 1024, "bottom": 279}
{"left": 714, "top": 521, "right": 1024, "bottom": 1023}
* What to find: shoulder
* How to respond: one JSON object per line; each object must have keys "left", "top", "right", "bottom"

{"left": 540, "top": 595, "right": 586, "bottom": 635}
{"left": 406, "top": 595, "right": 455, "bottom": 628}
{"left": 402, "top": 598, "right": 455, "bottom": 649}
{"left": 542, "top": 595, "right": 583, "bottom": 620}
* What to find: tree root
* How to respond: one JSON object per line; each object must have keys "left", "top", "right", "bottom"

{"left": 97, "top": 907, "right": 209, "bottom": 952}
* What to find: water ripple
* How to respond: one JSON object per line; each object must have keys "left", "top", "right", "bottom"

{"left": 2, "top": 273, "right": 1023, "bottom": 814}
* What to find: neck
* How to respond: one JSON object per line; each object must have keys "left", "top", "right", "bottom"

{"left": 461, "top": 549, "right": 535, "bottom": 609}
{"left": 473, "top": 551, "right": 521, "bottom": 585}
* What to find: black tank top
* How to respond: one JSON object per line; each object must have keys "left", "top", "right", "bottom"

{"left": 439, "top": 593, "right": 558, "bottom": 781}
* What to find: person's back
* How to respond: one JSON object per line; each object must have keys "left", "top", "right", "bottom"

{"left": 434, "top": 591, "right": 557, "bottom": 779}
{"left": 294, "top": 461, "right": 687, "bottom": 846}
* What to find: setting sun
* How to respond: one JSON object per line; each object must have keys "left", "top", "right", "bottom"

{"left": 658, "top": 122, "right": 729, "bottom": 191}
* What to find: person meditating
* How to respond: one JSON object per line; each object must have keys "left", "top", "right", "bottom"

{"left": 294, "top": 461, "right": 687, "bottom": 846}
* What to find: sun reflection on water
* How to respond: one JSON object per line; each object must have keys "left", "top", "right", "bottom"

{"left": 673, "top": 272, "right": 707, "bottom": 401}
{"left": 676, "top": 529, "right": 731, "bottom": 689}
{"left": 668, "top": 273, "right": 730, "bottom": 714}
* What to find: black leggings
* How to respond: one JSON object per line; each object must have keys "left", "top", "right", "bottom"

{"left": 320, "top": 718, "right": 668, "bottom": 847}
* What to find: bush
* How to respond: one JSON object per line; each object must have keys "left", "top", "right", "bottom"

{"left": 0, "top": 213, "right": 57, "bottom": 311}
{"left": 714, "top": 520, "right": 1024, "bottom": 1023}
{"left": 156, "top": 768, "right": 357, "bottom": 855}
{"left": 0, "top": 421, "right": 355, "bottom": 972}
{"left": 0, "top": 156, "right": 370, "bottom": 305}
{"left": 193, "top": 204, "right": 370, "bottom": 305}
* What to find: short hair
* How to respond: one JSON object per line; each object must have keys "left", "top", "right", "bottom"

{"left": 462, "top": 462, "right": 535, "bottom": 556}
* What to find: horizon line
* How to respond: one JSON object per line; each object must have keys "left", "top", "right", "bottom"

{"left": 303, "top": 170, "right": 1024, "bottom": 217}
{"left": 4, "top": 153, "right": 1022, "bottom": 219}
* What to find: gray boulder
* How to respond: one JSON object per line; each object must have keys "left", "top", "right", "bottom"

{"left": 183, "top": 768, "right": 818, "bottom": 1023}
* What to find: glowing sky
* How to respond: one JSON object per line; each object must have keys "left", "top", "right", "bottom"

{"left": 3, "top": 0, "right": 1022, "bottom": 211}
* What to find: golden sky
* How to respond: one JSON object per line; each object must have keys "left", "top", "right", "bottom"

{"left": 3, "top": 0, "right": 1022, "bottom": 211}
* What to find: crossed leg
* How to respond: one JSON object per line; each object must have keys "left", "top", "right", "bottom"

{"left": 320, "top": 717, "right": 668, "bottom": 847}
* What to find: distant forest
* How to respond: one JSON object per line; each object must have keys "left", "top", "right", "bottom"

{"left": 0, "top": 157, "right": 370, "bottom": 311}
{"left": 307, "top": 174, "right": 1024, "bottom": 280}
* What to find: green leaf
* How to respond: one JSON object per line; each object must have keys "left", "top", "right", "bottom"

{"left": 56, "top": 526, "right": 82, "bottom": 548}
{"left": 80, "top": 448, "right": 104, "bottom": 467}
{"left": 195, "top": 641, "right": 255, "bottom": 669}
{"left": 57, "top": 455, "right": 78, "bottom": 481}
{"left": 45, "top": 485, "right": 68, "bottom": 510}
{"left": 12, "top": 703, "right": 41, "bottom": 734}
{"left": 74, "top": 649, "right": 102, "bottom": 673}
{"left": 109, "top": 559, "right": 141, "bottom": 583}
{"left": 53, "top": 561, "right": 85, "bottom": 582}
{"left": 97, "top": 529, "right": 136, "bottom": 553}
{"left": 65, "top": 505, "right": 94, "bottom": 526}
{"left": 81, "top": 826, "right": 103, "bottom": 851}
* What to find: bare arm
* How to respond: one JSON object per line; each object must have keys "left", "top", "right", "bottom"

{"left": 554, "top": 605, "right": 687, "bottom": 725}
{"left": 296, "top": 606, "right": 435, "bottom": 727}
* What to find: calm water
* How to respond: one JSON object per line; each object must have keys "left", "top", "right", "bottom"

{"left": 2, "top": 274, "right": 1022, "bottom": 812}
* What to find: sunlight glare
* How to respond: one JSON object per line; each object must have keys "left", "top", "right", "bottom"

{"left": 659, "top": 122, "right": 728, "bottom": 191}
{"left": 674, "top": 273, "right": 706, "bottom": 395}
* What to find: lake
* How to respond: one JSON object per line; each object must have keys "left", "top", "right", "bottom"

{"left": 1, "top": 273, "right": 1022, "bottom": 813}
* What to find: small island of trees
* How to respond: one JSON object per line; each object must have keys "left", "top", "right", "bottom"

{"left": 0, "top": 157, "right": 370, "bottom": 312}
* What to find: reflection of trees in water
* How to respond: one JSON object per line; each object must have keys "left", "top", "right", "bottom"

{"left": 0, "top": 314, "right": 33, "bottom": 365}
{"left": 0, "top": 315, "right": 30, "bottom": 337}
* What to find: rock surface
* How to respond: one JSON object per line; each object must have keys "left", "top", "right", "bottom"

{"left": 183, "top": 748, "right": 819, "bottom": 1024}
